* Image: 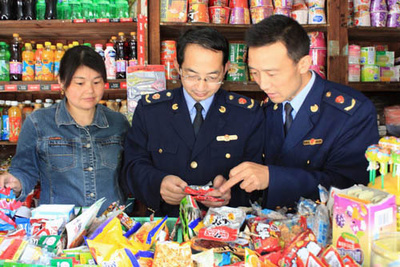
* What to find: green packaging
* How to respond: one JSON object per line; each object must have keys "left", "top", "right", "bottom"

{"left": 229, "top": 43, "right": 247, "bottom": 63}
{"left": 226, "top": 62, "right": 248, "bottom": 82}
{"left": 361, "top": 65, "right": 380, "bottom": 82}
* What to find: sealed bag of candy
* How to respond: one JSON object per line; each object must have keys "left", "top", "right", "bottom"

{"left": 199, "top": 207, "right": 246, "bottom": 242}
{"left": 247, "top": 216, "right": 281, "bottom": 254}
{"left": 184, "top": 182, "right": 225, "bottom": 202}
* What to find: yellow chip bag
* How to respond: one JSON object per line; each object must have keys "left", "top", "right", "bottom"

{"left": 153, "top": 241, "right": 192, "bottom": 267}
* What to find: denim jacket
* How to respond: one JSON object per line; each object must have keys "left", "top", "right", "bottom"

{"left": 9, "top": 98, "right": 130, "bottom": 213}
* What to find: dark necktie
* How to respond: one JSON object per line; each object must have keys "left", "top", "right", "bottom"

{"left": 193, "top": 102, "right": 203, "bottom": 137}
{"left": 284, "top": 102, "right": 293, "bottom": 136}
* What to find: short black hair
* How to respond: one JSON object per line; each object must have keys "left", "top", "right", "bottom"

{"left": 245, "top": 15, "right": 310, "bottom": 63}
{"left": 59, "top": 45, "right": 107, "bottom": 89}
{"left": 176, "top": 27, "right": 229, "bottom": 67}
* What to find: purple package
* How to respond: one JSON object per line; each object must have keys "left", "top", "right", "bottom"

{"left": 387, "top": 0, "right": 400, "bottom": 11}
{"left": 274, "top": 7, "right": 292, "bottom": 17}
{"left": 371, "top": 11, "right": 388, "bottom": 26}
{"left": 370, "top": 0, "right": 387, "bottom": 11}
{"left": 387, "top": 11, "right": 400, "bottom": 26}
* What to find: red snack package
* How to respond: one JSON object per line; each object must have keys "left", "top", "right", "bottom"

{"left": 184, "top": 184, "right": 225, "bottom": 202}
{"left": 259, "top": 250, "right": 282, "bottom": 265}
{"left": 280, "top": 229, "right": 322, "bottom": 266}
{"left": 342, "top": 255, "right": 361, "bottom": 267}
{"left": 306, "top": 253, "right": 327, "bottom": 267}
{"left": 320, "top": 245, "right": 345, "bottom": 267}
{"left": 247, "top": 217, "right": 281, "bottom": 254}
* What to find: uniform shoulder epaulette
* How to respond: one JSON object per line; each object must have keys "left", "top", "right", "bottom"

{"left": 323, "top": 89, "right": 361, "bottom": 115}
{"left": 225, "top": 93, "right": 258, "bottom": 111}
{"left": 260, "top": 97, "right": 273, "bottom": 107}
{"left": 142, "top": 90, "right": 173, "bottom": 105}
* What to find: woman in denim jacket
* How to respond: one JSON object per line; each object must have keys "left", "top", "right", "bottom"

{"left": 0, "top": 46, "right": 130, "bottom": 213}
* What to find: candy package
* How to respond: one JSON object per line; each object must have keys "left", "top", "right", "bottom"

{"left": 184, "top": 182, "right": 225, "bottom": 202}
{"left": 247, "top": 217, "right": 281, "bottom": 254}
{"left": 192, "top": 249, "right": 214, "bottom": 267}
{"left": 153, "top": 241, "right": 192, "bottom": 267}
{"left": 280, "top": 229, "right": 322, "bottom": 266}
{"left": 320, "top": 246, "right": 344, "bottom": 267}
{"left": 199, "top": 207, "right": 246, "bottom": 242}
{"left": 180, "top": 195, "right": 202, "bottom": 241}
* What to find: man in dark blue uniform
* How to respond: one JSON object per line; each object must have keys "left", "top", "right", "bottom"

{"left": 122, "top": 27, "right": 264, "bottom": 216}
{"left": 220, "top": 15, "right": 379, "bottom": 209}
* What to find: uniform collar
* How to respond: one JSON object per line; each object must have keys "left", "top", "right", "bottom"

{"left": 182, "top": 87, "right": 215, "bottom": 116}
{"left": 55, "top": 98, "right": 109, "bottom": 128}
{"left": 283, "top": 71, "right": 316, "bottom": 118}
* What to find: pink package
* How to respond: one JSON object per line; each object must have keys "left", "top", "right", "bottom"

{"left": 348, "top": 64, "right": 361, "bottom": 82}
{"left": 332, "top": 185, "right": 397, "bottom": 267}
{"left": 230, "top": 7, "right": 251, "bottom": 24}
{"left": 274, "top": 7, "right": 292, "bottom": 17}
{"left": 273, "top": 0, "right": 293, "bottom": 8}
{"left": 370, "top": 0, "right": 388, "bottom": 11}
{"left": 308, "top": 31, "right": 326, "bottom": 48}
{"left": 310, "top": 48, "right": 327, "bottom": 66}
{"left": 387, "top": 0, "right": 400, "bottom": 11}
{"left": 250, "top": 6, "right": 274, "bottom": 24}
{"left": 250, "top": 0, "right": 274, "bottom": 7}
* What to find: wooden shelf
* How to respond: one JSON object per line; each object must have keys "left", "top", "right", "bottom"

{"left": 167, "top": 80, "right": 262, "bottom": 92}
{"left": 348, "top": 27, "right": 400, "bottom": 42}
{"left": 0, "top": 141, "right": 17, "bottom": 146}
{"left": 0, "top": 20, "right": 137, "bottom": 40}
{"left": 160, "top": 22, "right": 328, "bottom": 40}
{"left": 349, "top": 82, "right": 400, "bottom": 92}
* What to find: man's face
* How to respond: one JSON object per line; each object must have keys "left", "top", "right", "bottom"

{"left": 248, "top": 41, "right": 311, "bottom": 104}
{"left": 176, "top": 44, "right": 227, "bottom": 102}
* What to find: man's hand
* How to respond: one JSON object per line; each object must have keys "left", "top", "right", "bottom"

{"left": 160, "top": 175, "right": 188, "bottom": 205}
{"left": 200, "top": 175, "right": 231, "bottom": 207}
{"left": 220, "top": 162, "right": 269, "bottom": 194}
{"left": 0, "top": 172, "right": 22, "bottom": 197}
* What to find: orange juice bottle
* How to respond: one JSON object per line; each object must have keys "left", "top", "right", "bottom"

{"left": 22, "top": 43, "right": 35, "bottom": 81}
{"left": 35, "top": 44, "right": 44, "bottom": 81}
{"left": 8, "top": 101, "right": 22, "bottom": 143}
{"left": 42, "top": 41, "right": 54, "bottom": 81}
{"left": 54, "top": 43, "right": 64, "bottom": 80}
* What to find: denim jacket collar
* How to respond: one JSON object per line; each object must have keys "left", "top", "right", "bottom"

{"left": 55, "top": 98, "right": 109, "bottom": 128}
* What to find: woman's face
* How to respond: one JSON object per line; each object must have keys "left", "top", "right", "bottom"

{"left": 63, "top": 65, "right": 105, "bottom": 113}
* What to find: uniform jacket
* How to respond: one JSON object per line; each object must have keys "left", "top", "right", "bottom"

{"left": 9, "top": 98, "right": 130, "bottom": 214}
{"left": 263, "top": 74, "right": 379, "bottom": 209}
{"left": 123, "top": 87, "right": 264, "bottom": 216}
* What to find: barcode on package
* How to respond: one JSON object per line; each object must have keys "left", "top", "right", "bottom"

{"left": 375, "top": 208, "right": 394, "bottom": 228}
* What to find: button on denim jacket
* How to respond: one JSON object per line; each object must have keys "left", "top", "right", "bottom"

{"left": 9, "top": 98, "right": 130, "bottom": 213}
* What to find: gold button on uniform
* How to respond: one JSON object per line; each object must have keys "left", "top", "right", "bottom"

{"left": 158, "top": 148, "right": 163, "bottom": 154}
{"left": 225, "top": 153, "right": 231, "bottom": 159}
{"left": 190, "top": 161, "right": 198, "bottom": 169}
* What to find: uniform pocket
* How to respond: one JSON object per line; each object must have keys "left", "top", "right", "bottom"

{"left": 98, "top": 136, "right": 124, "bottom": 169}
{"left": 47, "top": 138, "right": 77, "bottom": 172}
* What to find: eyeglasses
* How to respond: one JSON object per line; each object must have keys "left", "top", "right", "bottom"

{"left": 180, "top": 73, "right": 223, "bottom": 86}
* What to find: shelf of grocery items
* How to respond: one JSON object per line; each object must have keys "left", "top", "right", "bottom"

{"left": 0, "top": 20, "right": 137, "bottom": 40}
{"left": 349, "top": 82, "right": 400, "bottom": 92}
{"left": 160, "top": 22, "right": 328, "bottom": 40}
{"left": 347, "top": 27, "right": 400, "bottom": 42}
{"left": 167, "top": 80, "right": 262, "bottom": 92}
{"left": 0, "top": 80, "right": 128, "bottom": 91}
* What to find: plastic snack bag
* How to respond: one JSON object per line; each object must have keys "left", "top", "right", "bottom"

{"left": 180, "top": 195, "right": 202, "bottom": 241}
{"left": 153, "top": 241, "right": 192, "bottom": 267}
{"left": 199, "top": 206, "right": 246, "bottom": 242}
{"left": 184, "top": 182, "right": 225, "bottom": 202}
{"left": 247, "top": 216, "right": 281, "bottom": 254}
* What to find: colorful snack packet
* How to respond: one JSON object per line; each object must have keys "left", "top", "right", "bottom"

{"left": 130, "top": 217, "right": 168, "bottom": 250}
{"left": 199, "top": 207, "right": 246, "bottom": 242}
{"left": 180, "top": 195, "right": 202, "bottom": 241}
{"left": 184, "top": 183, "right": 225, "bottom": 202}
{"left": 247, "top": 217, "right": 281, "bottom": 254}
{"left": 153, "top": 241, "right": 192, "bottom": 267}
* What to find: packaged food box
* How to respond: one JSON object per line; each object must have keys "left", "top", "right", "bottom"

{"left": 332, "top": 185, "right": 396, "bottom": 266}
{"left": 160, "top": 0, "right": 188, "bottom": 22}
{"left": 380, "top": 66, "right": 399, "bottom": 82}
{"left": 376, "top": 51, "right": 395, "bottom": 67}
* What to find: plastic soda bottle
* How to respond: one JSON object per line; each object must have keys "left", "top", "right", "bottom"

{"left": 0, "top": 0, "right": 12, "bottom": 20}
{"left": 8, "top": 101, "right": 22, "bottom": 143}
{"left": 80, "top": 0, "right": 93, "bottom": 19}
{"left": 115, "top": 32, "right": 126, "bottom": 79}
{"left": 109, "top": 0, "right": 116, "bottom": 19}
{"left": 35, "top": 43, "right": 43, "bottom": 80}
{"left": 95, "top": 43, "right": 104, "bottom": 60}
{"left": 97, "top": 0, "right": 109, "bottom": 18}
{"left": 33, "top": 99, "right": 43, "bottom": 111}
{"left": 42, "top": 41, "right": 54, "bottom": 81}
{"left": 0, "top": 100, "right": 3, "bottom": 139}
{"left": 128, "top": 32, "right": 137, "bottom": 67}
{"left": 54, "top": 43, "right": 64, "bottom": 79}
{"left": 44, "top": 0, "right": 57, "bottom": 19}
{"left": 22, "top": 100, "right": 33, "bottom": 123}
{"left": 104, "top": 43, "right": 116, "bottom": 80}
{"left": 60, "top": 0, "right": 71, "bottom": 19}
{"left": 115, "top": 0, "right": 128, "bottom": 18}
{"left": 2, "top": 100, "right": 10, "bottom": 141}
{"left": 9, "top": 33, "right": 22, "bottom": 81}
{"left": 69, "top": 0, "right": 82, "bottom": 19}
{"left": 15, "top": 0, "right": 24, "bottom": 20}
{"left": 22, "top": 43, "right": 35, "bottom": 81}
{"left": 36, "top": 0, "right": 46, "bottom": 19}
{"left": 0, "top": 42, "right": 9, "bottom": 81}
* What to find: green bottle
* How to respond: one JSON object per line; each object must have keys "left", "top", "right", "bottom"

{"left": 92, "top": 0, "right": 98, "bottom": 18}
{"left": 56, "top": 0, "right": 62, "bottom": 18}
{"left": 109, "top": 0, "right": 116, "bottom": 19}
{"left": 70, "top": 0, "right": 82, "bottom": 19}
{"left": 80, "top": 0, "right": 93, "bottom": 19}
{"left": 97, "top": 0, "right": 110, "bottom": 18}
{"left": 61, "top": 0, "right": 71, "bottom": 19}
{"left": 36, "top": 0, "right": 46, "bottom": 20}
{"left": 0, "top": 42, "right": 10, "bottom": 82}
{"left": 115, "top": 0, "right": 128, "bottom": 18}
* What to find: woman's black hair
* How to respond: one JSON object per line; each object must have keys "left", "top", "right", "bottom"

{"left": 59, "top": 45, "right": 107, "bottom": 89}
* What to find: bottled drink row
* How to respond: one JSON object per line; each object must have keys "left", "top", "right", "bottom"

{"left": 0, "top": 32, "right": 137, "bottom": 82}
{"left": 0, "top": 0, "right": 132, "bottom": 20}
{"left": 0, "top": 98, "right": 128, "bottom": 143}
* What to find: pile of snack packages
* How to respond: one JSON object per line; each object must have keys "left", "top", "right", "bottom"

{"left": 0, "top": 179, "right": 397, "bottom": 266}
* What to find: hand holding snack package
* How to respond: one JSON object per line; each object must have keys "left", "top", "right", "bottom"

{"left": 198, "top": 206, "right": 246, "bottom": 242}
{"left": 184, "top": 182, "right": 225, "bottom": 202}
